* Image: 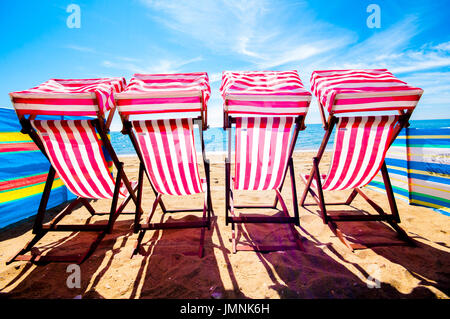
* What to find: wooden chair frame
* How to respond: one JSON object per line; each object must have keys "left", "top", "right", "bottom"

{"left": 299, "top": 102, "right": 416, "bottom": 251}
{"left": 224, "top": 113, "right": 305, "bottom": 253}
{"left": 121, "top": 111, "right": 212, "bottom": 258}
{"left": 7, "top": 107, "right": 140, "bottom": 264}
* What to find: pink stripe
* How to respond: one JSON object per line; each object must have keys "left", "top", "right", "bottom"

{"left": 115, "top": 73, "right": 211, "bottom": 116}
{"left": 350, "top": 116, "right": 390, "bottom": 188}
{"left": 158, "top": 120, "right": 182, "bottom": 195}
{"left": 221, "top": 70, "right": 311, "bottom": 117}
{"left": 117, "top": 96, "right": 200, "bottom": 105}
{"left": 339, "top": 117, "right": 374, "bottom": 190}
{"left": 235, "top": 119, "right": 242, "bottom": 190}
{"left": 171, "top": 120, "right": 191, "bottom": 194}
{"left": 11, "top": 77, "right": 125, "bottom": 115}
{"left": 228, "top": 110, "right": 307, "bottom": 116}
{"left": 135, "top": 123, "right": 165, "bottom": 194}
{"left": 60, "top": 122, "right": 101, "bottom": 198}
{"left": 119, "top": 108, "right": 201, "bottom": 115}
{"left": 183, "top": 119, "right": 203, "bottom": 194}
{"left": 333, "top": 117, "right": 361, "bottom": 188}
{"left": 322, "top": 117, "right": 349, "bottom": 189}
{"left": 17, "top": 110, "right": 98, "bottom": 116}
{"left": 254, "top": 119, "right": 267, "bottom": 189}
{"left": 332, "top": 106, "right": 415, "bottom": 114}
{"left": 234, "top": 117, "right": 294, "bottom": 191}
{"left": 262, "top": 118, "right": 281, "bottom": 190}
{"left": 13, "top": 98, "right": 96, "bottom": 105}
{"left": 334, "top": 94, "right": 420, "bottom": 105}
{"left": 310, "top": 69, "right": 423, "bottom": 113}
{"left": 271, "top": 118, "right": 292, "bottom": 189}
{"left": 134, "top": 119, "right": 203, "bottom": 195}
{"left": 73, "top": 121, "right": 115, "bottom": 198}
{"left": 33, "top": 120, "right": 80, "bottom": 196}
{"left": 147, "top": 121, "right": 172, "bottom": 194}
{"left": 322, "top": 116, "right": 397, "bottom": 191}
{"left": 227, "top": 100, "right": 308, "bottom": 108}
{"left": 45, "top": 121, "right": 93, "bottom": 197}
{"left": 242, "top": 118, "right": 255, "bottom": 190}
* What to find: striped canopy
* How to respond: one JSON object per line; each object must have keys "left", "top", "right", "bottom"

{"left": 220, "top": 70, "right": 311, "bottom": 117}
{"left": 10, "top": 78, "right": 126, "bottom": 116}
{"left": 116, "top": 72, "right": 210, "bottom": 116}
{"left": 310, "top": 69, "right": 423, "bottom": 114}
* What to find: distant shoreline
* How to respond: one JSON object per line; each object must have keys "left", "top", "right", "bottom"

{"left": 117, "top": 149, "right": 332, "bottom": 158}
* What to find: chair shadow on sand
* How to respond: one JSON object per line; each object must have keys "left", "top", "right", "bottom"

{"left": 128, "top": 208, "right": 247, "bottom": 299}
{"left": 302, "top": 199, "right": 450, "bottom": 297}
{"left": 1, "top": 196, "right": 247, "bottom": 299}
{"left": 0, "top": 198, "right": 131, "bottom": 299}
{"left": 1, "top": 193, "right": 448, "bottom": 299}
{"left": 236, "top": 196, "right": 448, "bottom": 298}
{"left": 240, "top": 218, "right": 447, "bottom": 298}
{"left": 369, "top": 237, "right": 450, "bottom": 296}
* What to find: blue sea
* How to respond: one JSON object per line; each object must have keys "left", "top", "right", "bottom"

{"left": 111, "top": 119, "right": 450, "bottom": 155}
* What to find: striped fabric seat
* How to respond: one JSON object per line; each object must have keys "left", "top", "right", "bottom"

{"left": 31, "top": 120, "right": 129, "bottom": 199}
{"left": 320, "top": 115, "right": 398, "bottom": 191}
{"left": 116, "top": 73, "right": 210, "bottom": 116}
{"left": 234, "top": 117, "right": 294, "bottom": 191}
{"left": 310, "top": 69, "right": 423, "bottom": 114}
{"left": 220, "top": 70, "right": 311, "bottom": 117}
{"left": 132, "top": 118, "right": 204, "bottom": 196}
{"left": 10, "top": 78, "right": 126, "bottom": 116}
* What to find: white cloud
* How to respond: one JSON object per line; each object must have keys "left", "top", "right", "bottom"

{"left": 64, "top": 44, "right": 97, "bottom": 53}
{"left": 137, "top": 1, "right": 450, "bottom": 125}
{"left": 140, "top": 0, "right": 356, "bottom": 68}
{"left": 209, "top": 72, "right": 222, "bottom": 83}
{"left": 433, "top": 41, "right": 450, "bottom": 51}
{"left": 102, "top": 56, "right": 203, "bottom": 74}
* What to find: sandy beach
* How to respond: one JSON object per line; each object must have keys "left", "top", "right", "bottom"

{"left": 0, "top": 151, "right": 448, "bottom": 299}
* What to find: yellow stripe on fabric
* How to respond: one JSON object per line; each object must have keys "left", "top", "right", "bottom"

{"left": 365, "top": 185, "right": 410, "bottom": 202}
{"left": 394, "top": 193, "right": 410, "bottom": 202}
{"left": 397, "top": 135, "right": 450, "bottom": 139}
{"left": 386, "top": 165, "right": 408, "bottom": 173}
{"left": 385, "top": 152, "right": 407, "bottom": 159}
{"left": 410, "top": 181, "right": 450, "bottom": 194}
{"left": 0, "top": 132, "right": 32, "bottom": 143}
{"left": 389, "top": 176, "right": 409, "bottom": 184}
{"left": 411, "top": 199, "right": 450, "bottom": 213}
{"left": 386, "top": 165, "right": 450, "bottom": 178}
{"left": 0, "top": 179, "right": 65, "bottom": 203}
{"left": 388, "top": 152, "right": 446, "bottom": 159}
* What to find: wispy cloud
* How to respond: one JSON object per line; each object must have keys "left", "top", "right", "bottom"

{"left": 209, "top": 72, "right": 222, "bottom": 83}
{"left": 102, "top": 56, "right": 203, "bottom": 74}
{"left": 140, "top": 0, "right": 356, "bottom": 69}
{"left": 138, "top": 1, "right": 450, "bottom": 125}
{"left": 64, "top": 44, "right": 97, "bottom": 53}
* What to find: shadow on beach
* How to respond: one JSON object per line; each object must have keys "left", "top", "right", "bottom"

{"left": 0, "top": 195, "right": 244, "bottom": 299}
{"left": 0, "top": 200, "right": 82, "bottom": 242}
{"left": 127, "top": 210, "right": 247, "bottom": 299}
{"left": 242, "top": 217, "right": 445, "bottom": 298}
{"left": 0, "top": 205, "right": 127, "bottom": 299}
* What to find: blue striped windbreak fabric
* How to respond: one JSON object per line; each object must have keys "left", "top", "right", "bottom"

{"left": 367, "top": 127, "right": 450, "bottom": 216}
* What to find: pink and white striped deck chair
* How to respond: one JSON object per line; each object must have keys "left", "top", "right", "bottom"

{"left": 8, "top": 78, "right": 140, "bottom": 264}
{"left": 116, "top": 72, "right": 212, "bottom": 257}
{"left": 221, "top": 70, "right": 312, "bottom": 253}
{"left": 300, "top": 69, "right": 423, "bottom": 250}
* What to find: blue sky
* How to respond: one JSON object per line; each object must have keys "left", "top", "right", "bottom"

{"left": 1, "top": 0, "right": 449, "bottom": 129}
